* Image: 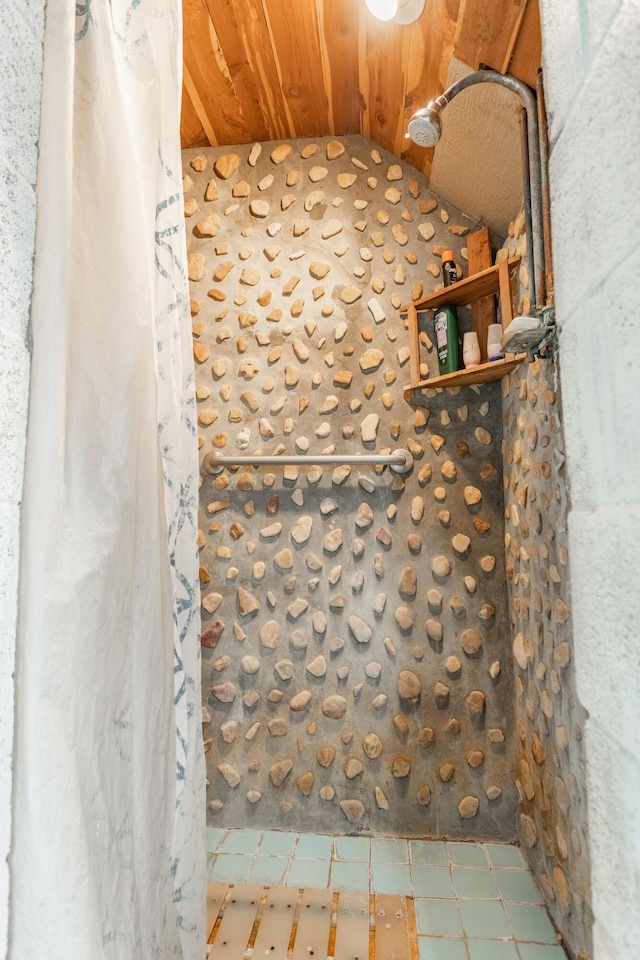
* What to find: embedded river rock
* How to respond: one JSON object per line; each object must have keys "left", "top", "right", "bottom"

{"left": 188, "top": 135, "right": 515, "bottom": 837}
{"left": 499, "top": 214, "right": 591, "bottom": 956}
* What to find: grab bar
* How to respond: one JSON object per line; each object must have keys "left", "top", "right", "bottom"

{"left": 202, "top": 447, "right": 414, "bottom": 475}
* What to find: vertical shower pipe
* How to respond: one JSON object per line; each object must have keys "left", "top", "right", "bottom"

{"left": 518, "top": 108, "right": 539, "bottom": 308}
{"left": 536, "top": 70, "right": 554, "bottom": 306}
{"left": 427, "top": 71, "right": 545, "bottom": 312}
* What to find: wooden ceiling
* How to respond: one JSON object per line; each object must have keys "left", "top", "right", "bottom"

{"left": 181, "top": 0, "right": 541, "bottom": 179}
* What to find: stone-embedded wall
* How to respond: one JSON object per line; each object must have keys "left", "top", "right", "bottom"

{"left": 184, "top": 134, "right": 516, "bottom": 837}
{"left": 500, "top": 218, "right": 591, "bottom": 958}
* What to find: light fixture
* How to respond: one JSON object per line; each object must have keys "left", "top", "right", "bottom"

{"left": 364, "top": 0, "right": 425, "bottom": 25}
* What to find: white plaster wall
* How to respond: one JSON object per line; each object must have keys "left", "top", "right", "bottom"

{"left": 539, "top": 0, "right": 640, "bottom": 956}
{"left": 0, "top": 2, "right": 45, "bottom": 956}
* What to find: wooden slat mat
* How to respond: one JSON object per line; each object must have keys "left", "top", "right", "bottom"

{"left": 205, "top": 884, "right": 418, "bottom": 960}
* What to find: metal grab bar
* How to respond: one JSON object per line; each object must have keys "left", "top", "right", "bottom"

{"left": 202, "top": 447, "right": 414, "bottom": 475}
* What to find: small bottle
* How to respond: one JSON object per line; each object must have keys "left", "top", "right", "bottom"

{"left": 435, "top": 305, "right": 459, "bottom": 375}
{"left": 441, "top": 250, "right": 457, "bottom": 287}
{"left": 487, "top": 323, "right": 504, "bottom": 360}
{"left": 435, "top": 251, "right": 459, "bottom": 374}
{"left": 462, "top": 331, "right": 481, "bottom": 368}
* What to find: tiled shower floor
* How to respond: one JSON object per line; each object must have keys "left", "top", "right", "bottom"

{"left": 207, "top": 828, "right": 568, "bottom": 959}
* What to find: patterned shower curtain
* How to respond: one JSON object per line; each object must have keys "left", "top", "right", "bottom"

{"left": 10, "top": 1, "right": 206, "bottom": 957}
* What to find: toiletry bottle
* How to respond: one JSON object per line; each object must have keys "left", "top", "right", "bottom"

{"left": 435, "top": 251, "right": 459, "bottom": 374}
{"left": 462, "top": 331, "right": 481, "bottom": 368}
{"left": 487, "top": 323, "right": 504, "bottom": 360}
{"left": 435, "top": 305, "right": 459, "bottom": 374}
{"left": 441, "top": 249, "right": 457, "bottom": 287}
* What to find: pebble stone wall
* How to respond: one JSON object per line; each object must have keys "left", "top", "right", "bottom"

{"left": 501, "top": 217, "right": 591, "bottom": 958}
{"left": 185, "top": 134, "right": 517, "bottom": 838}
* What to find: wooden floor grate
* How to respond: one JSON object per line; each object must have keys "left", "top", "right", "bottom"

{"left": 205, "top": 884, "right": 419, "bottom": 960}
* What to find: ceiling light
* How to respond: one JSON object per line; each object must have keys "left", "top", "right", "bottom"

{"left": 365, "top": 0, "right": 425, "bottom": 25}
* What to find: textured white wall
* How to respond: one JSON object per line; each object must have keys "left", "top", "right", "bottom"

{"left": 0, "top": 2, "right": 45, "bottom": 955}
{"left": 429, "top": 58, "right": 523, "bottom": 239}
{"left": 540, "top": 1, "right": 640, "bottom": 957}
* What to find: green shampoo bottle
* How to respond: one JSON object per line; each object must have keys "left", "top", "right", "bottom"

{"left": 435, "top": 305, "right": 459, "bottom": 374}
{"left": 435, "top": 249, "right": 459, "bottom": 375}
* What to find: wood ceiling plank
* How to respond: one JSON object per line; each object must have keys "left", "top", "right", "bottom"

{"left": 400, "top": 0, "right": 461, "bottom": 175}
{"left": 180, "top": 80, "right": 210, "bottom": 149}
{"left": 204, "top": 0, "right": 270, "bottom": 142}
{"left": 183, "top": 63, "right": 218, "bottom": 146}
{"left": 454, "top": 0, "right": 529, "bottom": 75}
{"left": 182, "top": 0, "right": 252, "bottom": 146}
{"left": 362, "top": 15, "right": 407, "bottom": 156}
{"left": 205, "top": 0, "right": 290, "bottom": 142}
{"left": 358, "top": 1, "right": 370, "bottom": 138}
{"left": 261, "top": 0, "right": 332, "bottom": 138}
{"left": 508, "top": 0, "right": 541, "bottom": 88}
{"left": 394, "top": 23, "right": 413, "bottom": 156}
{"left": 318, "top": 0, "right": 361, "bottom": 136}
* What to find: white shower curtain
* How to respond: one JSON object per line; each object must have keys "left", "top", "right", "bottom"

{"left": 10, "top": 1, "right": 205, "bottom": 958}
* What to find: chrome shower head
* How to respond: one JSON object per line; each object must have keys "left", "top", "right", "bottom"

{"left": 406, "top": 104, "right": 442, "bottom": 147}
{"left": 405, "top": 69, "right": 547, "bottom": 310}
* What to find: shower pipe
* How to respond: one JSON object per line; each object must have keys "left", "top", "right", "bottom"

{"left": 202, "top": 448, "right": 415, "bottom": 475}
{"left": 536, "top": 69, "right": 554, "bottom": 306}
{"left": 407, "top": 70, "right": 545, "bottom": 311}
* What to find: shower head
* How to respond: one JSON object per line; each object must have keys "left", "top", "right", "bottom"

{"left": 406, "top": 103, "right": 442, "bottom": 147}
{"left": 405, "top": 70, "right": 547, "bottom": 311}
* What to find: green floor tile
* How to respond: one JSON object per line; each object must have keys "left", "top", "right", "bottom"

{"left": 287, "top": 857, "right": 331, "bottom": 889}
{"left": 371, "top": 837, "right": 409, "bottom": 862}
{"left": 415, "top": 898, "right": 463, "bottom": 937}
{"left": 467, "top": 939, "right": 519, "bottom": 959}
{"left": 411, "top": 841, "right": 449, "bottom": 866}
{"left": 219, "top": 829, "right": 263, "bottom": 855}
{"left": 330, "top": 860, "right": 369, "bottom": 892}
{"left": 209, "top": 853, "right": 253, "bottom": 884}
{"left": 206, "top": 827, "right": 227, "bottom": 853}
{"left": 418, "top": 937, "right": 468, "bottom": 960}
{"left": 485, "top": 844, "right": 527, "bottom": 869}
{"left": 453, "top": 867, "right": 498, "bottom": 899}
{"left": 517, "top": 944, "right": 568, "bottom": 959}
{"left": 447, "top": 842, "right": 489, "bottom": 867}
{"left": 296, "top": 834, "right": 333, "bottom": 859}
{"left": 371, "top": 862, "right": 413, "bottom": 895}
{"left": 412, "top": 865, "right": 456, "bottom": 898}
{"left": 259, "top": 831, "right": 298, "bottom": 857}
{"left": 495, "top": 869, "right": 543, "bottom": 904}
{"left": 459, "top": 899, "right": 511, "bottom": 939}
{"left": 506, "top": 904, "right": 558, "bottom": 944}
{"left": 248, "top": 855, "right": 289, "bottom": 885}
{"left": 334, "top": 836, "right": 371, "bottom": 861}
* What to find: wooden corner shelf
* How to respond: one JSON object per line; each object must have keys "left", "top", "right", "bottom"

{"left": 403, "top": 355, "right": 527, "bottom": 400}
{"left": 401, "top": 252, "right": 524, "bottom": 399}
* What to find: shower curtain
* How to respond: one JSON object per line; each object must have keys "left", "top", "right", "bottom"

{"left": 10, "top": 1, "right": 205, "bottom": 958}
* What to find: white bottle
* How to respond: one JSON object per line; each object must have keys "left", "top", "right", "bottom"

{"left": 487, "top": 323, "right": 504, "bottom": 360}
{"left": 462, "top": 331, "right": 481, "bottom": 368}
